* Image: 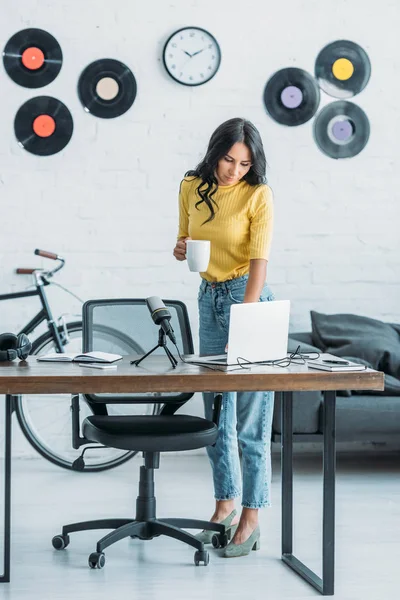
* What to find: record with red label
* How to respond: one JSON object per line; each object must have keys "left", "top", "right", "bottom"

{"left": 14, "top": 96, "right": 73, "bottom": 156}
{"left": 78, "top": 59, "right": 137, "bottom": 118}
{"left": 315, "top": 40, "right": 371, "bottom": 99}
{"left": 263, "top": 67, "right": 320, "bottom": 126}
{"left": 313, "top": 101, "right": 370, "bottom": 159}
{"left": 3, "top": 28, "right": 62, "bottom": 88}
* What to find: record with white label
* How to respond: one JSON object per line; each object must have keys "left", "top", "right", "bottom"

{"left": 313, "top": 101, "right": 370, "bottom": 159}
{"left": 78, "top": 59, "right": 137, "bottom": 118}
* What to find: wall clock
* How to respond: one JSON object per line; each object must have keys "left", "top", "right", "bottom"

{"left": 163, "top": 26, "right": 221, "bottom": 86}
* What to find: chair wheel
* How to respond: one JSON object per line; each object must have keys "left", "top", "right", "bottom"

{"left": 88, "top": 552, "right": 105, "bottom": 569}
{"left": 212, "top": 532, "right": 228, "bottom": 549}
{"left": 194, "top": 549, "right": 209, "bottom": 566}
{"left": 52, "top": 534, "right": 70, "bottom": 550}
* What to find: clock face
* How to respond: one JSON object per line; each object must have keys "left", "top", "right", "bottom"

{"left": 163, "top": 27, "right": 221, "bottom": 86}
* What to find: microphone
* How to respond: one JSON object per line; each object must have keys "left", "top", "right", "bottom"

{"left": 145, "top": 296, "right": 177, "bottom": 344}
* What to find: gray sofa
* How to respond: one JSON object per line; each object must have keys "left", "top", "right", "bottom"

{"left": 271, "top": 332, "right": 400, "bottom": 444}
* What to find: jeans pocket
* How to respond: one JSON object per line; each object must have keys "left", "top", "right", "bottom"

{"left": 228, "top": 287, "right": 246, "bottom": 303}
{"left": 260, "top": 285, "right": 275, "bottom": 302}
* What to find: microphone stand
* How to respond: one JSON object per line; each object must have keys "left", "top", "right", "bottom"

{"left": 131, "top": 327, "right": 178, "bottom": 369}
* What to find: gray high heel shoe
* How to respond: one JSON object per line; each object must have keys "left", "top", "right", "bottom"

{"left": 195, "top": 509, "right": 238, "bottom": 545}
{"left": 223, "top": 525, "right": 260, "bottom": 558}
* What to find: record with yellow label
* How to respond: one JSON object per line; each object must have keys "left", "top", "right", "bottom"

{"left": 315, "top": 40, "right": 371, "bottom": 99}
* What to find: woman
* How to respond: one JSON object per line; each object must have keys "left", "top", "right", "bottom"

{"left": 173, "top": 117, "right": 275, "bottom": 558}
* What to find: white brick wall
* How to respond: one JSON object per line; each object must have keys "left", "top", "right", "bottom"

{"left": 0, "top": 1, "right": 399, "bottom": 455}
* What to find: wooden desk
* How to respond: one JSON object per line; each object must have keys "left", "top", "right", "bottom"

{"left": 0, "top": 357, "right": 384, "bottom": 594}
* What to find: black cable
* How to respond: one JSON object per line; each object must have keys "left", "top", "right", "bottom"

{"left": 173, "top": 343, "right": 321, "bottom": 372}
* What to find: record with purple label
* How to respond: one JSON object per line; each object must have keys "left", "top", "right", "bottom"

{"left": 315, "top": 40, "right": 371, "bottom": 99}
{"left": 3, "top": 28, "right": 62, "bottom": 88}
{"left": 313, "top": 101, "right": 370, "bottom": 159}
{"left": 263, "top": 67, "right": 320, "bottom": 126}
{"left": 14, "top": 96, "right": 73, "bottom": 156}
{"left": 78, "top": 59, "right": 137, "bottom": 118}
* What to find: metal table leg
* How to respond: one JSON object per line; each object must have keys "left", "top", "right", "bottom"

{"left": 0, "top": 395, "right": 12, "bottom": 583}
{"left": 281, "top": 390, "right": 336, "bottom": 596}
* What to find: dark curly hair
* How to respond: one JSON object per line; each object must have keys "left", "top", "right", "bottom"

{"left": 184, "top": 117, "right": 267, "bottom": 224}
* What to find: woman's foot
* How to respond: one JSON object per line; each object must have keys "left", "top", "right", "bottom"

{"left": 224, "top": 525, "right": 260, "bottom": 558}
{"left": 230, "top": 520, "right": 258, "bottom": 545}
{"left": 211, "top": 507, "right": 240, "bottom": 527}
{"left": 223, "top": 507, "right": 260, "bottom": 557}
{"left": 195, "top": 507, "right": 239, "bottom": 545}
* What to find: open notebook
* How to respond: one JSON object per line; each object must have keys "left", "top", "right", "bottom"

{"left": 37, "top": 351, "right": 122, "bottom": 364}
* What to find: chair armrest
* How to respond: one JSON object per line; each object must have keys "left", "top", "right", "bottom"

{"left": 159, "top": 397, "right": 192, "bottom": 416}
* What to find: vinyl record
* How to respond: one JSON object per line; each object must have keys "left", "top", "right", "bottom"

{"left": 78, "top": 59, "right": 137, "bottom": 118}
{"left": 315, "top": 40, "right": 371, "bottom": 99}
{"left": 313, "top": 101, "right": 370, "bottom": 159}
{"left": 3, "top": 28, "right": 62, "bottom": 88}
{"left": 14, "top": 96, "right": 73, "bottom": 156}
{"left": 263, "top": 67, "right": 320, "bottom": 126}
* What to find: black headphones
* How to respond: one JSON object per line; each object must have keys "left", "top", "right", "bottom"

{"left": 0, "top": 333, "right": 32, "bottom": 362}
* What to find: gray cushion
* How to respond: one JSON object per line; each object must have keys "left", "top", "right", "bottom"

{"left": 288, "top": 334, "right": 321, "bottom": 355}
{"left": 289, "top": 332, "right": 315, "bottom": 347}
{"left": 273, "top": 391, "right": 321, "bottom": 434}
{"left": 327, "top": 395, "right": 400, "bottom": 436}
{"left": 310, "top": 311, "right": 400, "bottom": 382}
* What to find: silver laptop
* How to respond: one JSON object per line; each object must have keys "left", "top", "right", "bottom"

{"left": 186, "top": 300, "right": 290, "bottom": 367}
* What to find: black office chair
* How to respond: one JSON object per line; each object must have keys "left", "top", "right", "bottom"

{"left": 52, "top": 299, "right": 225, "bottom": 568}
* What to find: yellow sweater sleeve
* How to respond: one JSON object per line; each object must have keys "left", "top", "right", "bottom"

{"left": 177, "top": 179, "right": 190, "bottom": 239}
{"left": 249, "top": 185, "right": 274, "bottom": 260}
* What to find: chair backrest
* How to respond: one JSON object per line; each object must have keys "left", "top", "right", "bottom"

{"left": 81, "top": 298, "right": 194, "bottom": 406}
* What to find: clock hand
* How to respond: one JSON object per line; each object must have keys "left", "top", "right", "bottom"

{"left": 182, "top": 50, "right": 193, "bottom": 57}
{"left": 191, "top": 48, "right": 205, "bottom": 57}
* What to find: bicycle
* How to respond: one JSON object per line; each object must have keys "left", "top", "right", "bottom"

{"left": 1, "top": 248, "right": 155, "bottom": 472}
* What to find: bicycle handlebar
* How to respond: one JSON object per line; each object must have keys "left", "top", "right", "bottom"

{"left": 15, "top": 249, "right": 65, "bottom": 278}
{"left": 16, "top": 268, "right": 37, "bottom": 275}
{"left": 34, "top": 249, "right": 58, "bottom": 260}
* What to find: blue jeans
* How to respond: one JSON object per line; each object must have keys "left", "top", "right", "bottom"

{"left": 198, "top": 274, "right": 275, "bottom": 508}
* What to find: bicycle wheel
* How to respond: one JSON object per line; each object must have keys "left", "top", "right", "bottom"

{"left": 15, "top": 321, "right": 157, "bottom": 471}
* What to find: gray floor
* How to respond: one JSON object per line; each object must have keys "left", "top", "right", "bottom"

{"left": 2, "top": 449, "right": 400, "bottom": 600}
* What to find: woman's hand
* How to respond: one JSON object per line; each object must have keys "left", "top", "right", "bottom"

{"left": 173, "top": 237, "right": 191, "bottom": 261}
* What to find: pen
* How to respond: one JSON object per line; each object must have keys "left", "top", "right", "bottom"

{"left": 322, "top": 359, "right": 350, "bottom": 365}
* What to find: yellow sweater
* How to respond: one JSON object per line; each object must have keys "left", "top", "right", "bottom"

{"left": 177, "top": 176, "right": 274, "bottom": 282}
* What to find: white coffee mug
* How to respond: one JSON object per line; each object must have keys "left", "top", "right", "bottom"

{"left": 186, "top": 240, "right": 211, "bottom": 272}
